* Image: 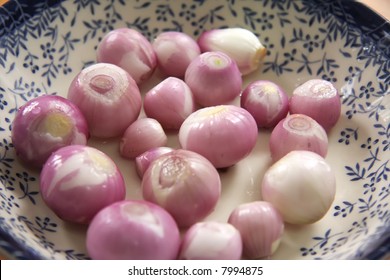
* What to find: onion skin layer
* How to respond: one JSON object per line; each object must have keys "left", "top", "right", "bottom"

{"left": 289, "top": 79, "right": 341, "bottom": 131}
{"left": 179, "top": 105, "right": 258, "bottom": 168}
{"left": 11, "top": 95, "right": 89, "bottom": 169}
{"left": 86, "top": 200, "right": 181, "bottom": 260}
{"left": 228, "top": 201, "right": 284, "bottom": 259}
{"left": 67, "top": 63, "right": 142, "bottom": 138}
{"left": 135, "top": 147, "right": 174, "bottom": 179}
{"left": 142, "top": 149, "right": 221, "bottom": 228}
{"left": 261, "top": 150, "right": 336, "bottom": 225}
{"left": 144, "top": 77, "right": 196, "bottom": 130}
{"left": 152, "top": 31, "right": 201, "bottom": 78}
{"left": 40, "top": 145, "right": 126, "bottom": 224}
{"left": 96, "top": 28, "right": 157, "bottom": 84}
{"left": 119, "top": 118, "right": 167, "bottom": 159}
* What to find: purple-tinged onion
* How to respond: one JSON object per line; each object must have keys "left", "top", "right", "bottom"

{"left": 184, "top": 51, "right": 242, "bottom": 106}
{"left": 179, "top": 105, "right": 258, "bottom": 168}
{"left": 144, "top": 77, "right": 196, "bottom": 130}
{"left": 40, "top": 145, "right": 126, "bottom": 224}
{"left": 152, "top": 31, "right": 201, "bottom": 78}
{"left": 289, "top": 79, "right": 341, "bottom": 131}
{"left": 269, "top": 114, "right": 328, "bottom": 162}
{"left": 96, "top": 28, "right": 157, "bottom": 84}
{"left": 135, "top": 146, "right": 174, "bottom": 179}
{"left": 197, "top": 28, "right": 266, "bottom": 75}
{"left": 119, "top": 118, "right": 167, "bottom": 160}
{"left": 228, "top": 201, "right": 284, "bottom": 259}
{"left": 67, "top": 63, "right": 142, "bottom": 138}
{"left": 240, "top": 80, "right": 289, "bottom": 128}
{"left": 86, "top": 200, "right": 180, "bottom": 260}
{"left": 142, "top": 149, "right": 221, "bottom": 228}
{"left": 11, "top": 95, "right": 89, "bottom": 169}
{"left": 179, "top": 221, "right": 242, "bottom": 260}
{"left": 261, "top": 150, "right": 336, "bottom": 225}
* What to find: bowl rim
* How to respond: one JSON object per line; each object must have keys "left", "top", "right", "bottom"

{"left": 0, "top": 0, "right": 389, "bottom": 260}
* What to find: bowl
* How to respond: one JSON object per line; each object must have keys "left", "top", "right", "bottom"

{"left": 0, "top": 0, "right": 389, "bottom": 260}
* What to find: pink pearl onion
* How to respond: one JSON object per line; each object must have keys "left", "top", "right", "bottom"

{"left": 289, "top": 79, "right": 341, "bottom": 131}
{"left": 97, "top": 28, "right": 157, "bottom": 84}
{"left": 86, "top": 200, "right": 180, "bottom": 260}
{"left": 40, "top": 145, "right": 126, "bottom": 224}
{"left": 228, "top": 201, "right": 284, "bottom": 259}
{"left": 179, "top": 221, "right": 242, "bottom": 260}
{"left": 240, "top": 80, "right": 289, "bottom": 128}
{"left": 152, "top": 31, "right": 201, "bottom": 78}
{"left": 144, "top": 77, "right": 196, "bottom": 130}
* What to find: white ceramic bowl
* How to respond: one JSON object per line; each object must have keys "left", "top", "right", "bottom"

{"left": 0, "top": 0, "right": 389, "bottom": 260}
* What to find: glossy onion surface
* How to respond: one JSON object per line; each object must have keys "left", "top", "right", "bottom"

{"left": 67, "top": 63, "right": 142, "bottom": 138}
{"left": 86, "top": 200, "right": 180, "bottom": 260}
{"left": 142, "top": 149, "right": 221, "bottom": 228}
{"left": 179, "top": 105, "right": 258, "bottom": 168}
{"left": 11, "top": 95, "right": 89, "bottom": 168}
{"left": 40, "top": 145, "right": 126, "bottom": 224}
{"left": 261, "top": 151, "right": 336, "bottom": 224}
{"left": 96, "top": 28, "right": 157, "bottom": 84}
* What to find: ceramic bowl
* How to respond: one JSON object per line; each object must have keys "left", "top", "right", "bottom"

{"left": 0, "top": 0, "right": 389, "bottom": 260}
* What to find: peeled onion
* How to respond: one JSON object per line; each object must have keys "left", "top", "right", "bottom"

{"left": 179, "top": 105, "right": 258, "bottom": 168}
{"left": 179, "top": 221, "right": 242, "bottom": 260}
{"left": 152, "top": 31, "right": 201, "bottom": 78}
{"left": 289, "top": 79, "right": 341, "bottom": 131}
{"left": 142, "top": 149, "right": 221, "bottom": 228}
{"left": 96, "top": 28, "right": 157, "bottom": 84}
{"left": 67, "top": 63, "right": 142, "bottom": 138}
{"left": 11, "top": 95, "right": 89, "bottom": 168}
{"left": 269, "top": 114, "right": 328, "bottom": 161}
{"left": 40, "top": 145, "right": 126, "bottom": 224}
{"left": 119, "top": 118, "right": 167, "bottom": 159}
{"left": 240, "top": 80, "right": 289, "bottom": 128}
{"left": 228, "top": 201, "right": 284, "bottom": 259}
{"left": 143, "top": 77, "right": 196, "bottom": 130}
{"left": 261, "top": 150, "right": 336, "bottom": 224}
{"left": 197, "top": 27, "right": 266, "bottom": 75}
{"left": 184, "top": 51, "right": 242, "bottom": 106}
{"left": 86, "top": 200, "right": 180, "bottom": 260}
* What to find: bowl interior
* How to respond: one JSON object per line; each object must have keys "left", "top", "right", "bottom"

{"left": 0, "top": 0, "right": 389, "bottom": 260}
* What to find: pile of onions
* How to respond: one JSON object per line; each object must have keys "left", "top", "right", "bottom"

{"left": 141, "top": 149, "right": 221, "bottom": 228}
{"left": 10, "top": 26, "right": 344, "bottom": 260}
{"left": 179, "top": 105, "right": 258, "bottom": 168}
{"left": 39, "top": 145, "right": 126, "bottom": 224}
{"left": 11, "top": 95, "right": 89, "bottom": 168}
{"left": 96, "top": 28, "right": 157, "bottom": 84}
{"left": 67, "top": 63, "right": 142, "bottom": 138}
{"left": 86, "top": 200, "right": 180, "bottom": 260}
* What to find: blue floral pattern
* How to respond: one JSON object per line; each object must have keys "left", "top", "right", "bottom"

{"left": 0, "top": 0, "right": 389, "bottom": 259}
